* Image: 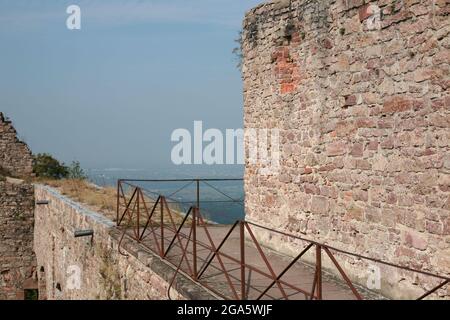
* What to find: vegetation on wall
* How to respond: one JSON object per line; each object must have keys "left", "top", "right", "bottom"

{"left": 67, "top": 161, "right": 86, "bottom": 180}
{"left": 33, "top": 153, "right": 86, "bottom": 180}
{"left": 33, "top": 153, "right": 69, "bottom": 179}
{"left": 99, "top": 246, "right": 122, "bottom": 300}
{"left": 232, "top": 30, "right": 243, "bottom": 70}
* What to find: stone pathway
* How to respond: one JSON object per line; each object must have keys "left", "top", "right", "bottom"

{"left": 131, "top": 224, "right": 385, "bottom": 300}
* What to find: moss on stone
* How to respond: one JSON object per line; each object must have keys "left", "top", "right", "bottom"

{"left": 98, "top": 245, "right": 122, "bottom": 300}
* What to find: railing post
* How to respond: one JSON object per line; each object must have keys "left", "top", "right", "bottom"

{"left": 240, "top": 221, "right": 246, "bottom": 300}
{"left": 116, "top": 180, "right": 120, "bottom": 226}
{"left": 160, "top": 196, "right": 165, "bottom": 257}
{"left": 316, "top": 245, "right": 322, "bottom": 300}
{"left": 192, "top": 207, "right": 198, "bottom": 280}
{"left": 136, "top": 189, "right": 140, "bottom": 242}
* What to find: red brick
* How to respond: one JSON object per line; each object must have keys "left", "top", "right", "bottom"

{"left": 356, "top": 118, "right": 376, "bottom": 128}
{"left": 380, "top": 138, "right": 394, "bottom": 149}
{"left": 368, "top": 141, "right": 379, "bottom": 151}
{"left": 403, "top": 230, "right": 428, "bottom": 251}
{"left": 353, "top": 190, "right": 368, "bottom": 202}
{"left": 318, "top": 164, "right": 337, "bottom": 172}
{"left": 358, "top": 4, "right": 374, "bottom": 22}
{"left": 350, "top": 143, "right": 364, "bottom": 157}
{"left": 304, "top": 184, "right": 320, "bottom": 195}
{"left": 280, "top": 83, "right": 295, "bottom": 94}
{"left": 327, "top": 141, "right": 347, "bottom": 157}
{"left": 426, "top": 221, "right": 443, "bottom": 235}
{"left": 356, "top": 159, "right": 371, "bottom": 170}
{"left": 382, "top": 96, "right": 413, "bottom": 113}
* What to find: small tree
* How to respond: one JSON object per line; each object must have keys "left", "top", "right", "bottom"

{"left": 68, "top": 161, "right": 86, "bottom": 180}
{"left": 232, "top": 30, "right": 243, "bottom": 70}
{"left": 33, "top": 153, "right": 69, "bottom": 180}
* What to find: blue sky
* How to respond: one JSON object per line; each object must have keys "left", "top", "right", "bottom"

{"left": 0, "top": 0, "right": 263, "bottom": 171}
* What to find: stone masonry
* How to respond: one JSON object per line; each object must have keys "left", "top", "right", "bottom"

{"left": 0, "top": 113, "right": 33, "bottom": 178}
{"left": 0, "top": 113, "right": 214, "bottom": 301}
{"left": 0, "top": 113, "right": 37, "bottom": 299}
{"left": 33, "top": 185, "right": 215, "bottom": 300}
{"left": 242, "top": 0, "right": 449, "bottom": 299}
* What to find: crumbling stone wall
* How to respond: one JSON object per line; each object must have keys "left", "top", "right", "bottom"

{"left": 0, "top": 181, "right": 37, "bottom": 299}
{"left": 34, "top": 185, "right": 215, "bottom": 300}
{"left": 242, "top": 0, "right": 449, "bottom": 299}
{"left": 0, "top": 113, "right": 37, "bottom": 299}
{"left": 0, "top": 113, "right": 33, "bottom": 178}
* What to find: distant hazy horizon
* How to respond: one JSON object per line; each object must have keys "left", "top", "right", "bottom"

{"left": 0, "top": 0, "right": 263, "bottom": 175}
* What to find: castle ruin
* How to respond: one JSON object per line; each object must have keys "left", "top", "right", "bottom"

{"left": 242, "top": 0, "right": 449, "bottom": 298}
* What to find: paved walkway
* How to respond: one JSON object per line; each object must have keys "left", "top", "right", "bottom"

{"left": 131, "top": 224, "right": 381, "bottom": 300}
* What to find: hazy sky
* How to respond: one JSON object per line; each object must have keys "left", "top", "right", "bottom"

{"left": 0, "top": 0, "right": 262, "bottom": 171}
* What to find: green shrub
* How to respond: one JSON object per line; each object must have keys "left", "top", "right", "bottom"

{"left": 68, "top": 161, "right": 86, "bottom": 180}
{"left": 33, "top": 153, "right": 69, "bottom": 179}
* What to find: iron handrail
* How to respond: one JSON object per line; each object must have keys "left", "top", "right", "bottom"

{"left": 247, "top": 221, "right": 450, "bottom": 282}
{"left": 116, "top": 180, "right": 449, "bottom": 300}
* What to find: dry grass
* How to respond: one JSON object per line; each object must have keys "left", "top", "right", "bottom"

{"left": 35, "top": 178, "right": 188, "bottom": 226}
{"left": 35, "top": 178, "right": 118, "bottom": 221}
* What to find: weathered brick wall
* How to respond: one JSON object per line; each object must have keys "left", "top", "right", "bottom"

{"left": 34, "top": 185, "right": 215, "bottom": 300}
{"left": 242, "top": 0, "right": 449, "bottom": 299}
{"left": 0, "top": 113, "right": 37, "bottom": 299}
{"left": 0, "top": 113, "right": 33, "bottom": 178}
{"left": 0, "top": 181, "right": 37, "bottom": 299}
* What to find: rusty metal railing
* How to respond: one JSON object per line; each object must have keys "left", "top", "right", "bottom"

{"left": 116, "top": 179, "right": 449, "bottom": 300}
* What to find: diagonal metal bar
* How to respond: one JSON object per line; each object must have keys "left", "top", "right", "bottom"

{"left": 121, "top": 194, "right": 139, "bottom": 241}
{"left": 173, "top": 228, "right": 315, "bottom": 298}
{"left": 163, "top": 197, "right": 191, "bottom": 247}
{"left": 117, "top": 179, "right": 450, "bottom": 301}
{"left": 244, "top": 222, "right": 289, "bottom": 300}
{"left": 197, "top": 214, "right": 240, "bottom": 300}
{"left": 118, "top": 181, "right": 129, "bottom": 207}
{"left": 167, "top": 219, "right": 195, "bottom": 299}
{"left": 135, "top": 189, "right": 140, "bottom": 240}
{"left": 247, "top": 220, "right": 450, "bottom": 282}
{"left": 138, "top": 191, "right": 161, "bottom": 251}
{"left": 139, "top": 194, "right": 161, "bottom": 240}
{"left": 164, "top": 207, "right": 193, "bottom": 257}
{"left": 323, "top": 247, "right": 362, "bottom": 300}
{"left": 256, "top": 243, "right": 314, "bottom": 300}
{"left": 166, "top": 181, "right": 195, "bottom": 199}
{"left": 417, "top": 280, "right": 449, "bottom": 300}
{"left": 198, "top": 221, "right": 239, "bottom": 279}
{"left": 162, "top": 199, "right": 194, "bottom": 276}
{"left": 118, "top": 187, "right": 137, "bottom": 226}
{"left": 201, "top": 181, "right": 245, "bottom": 207}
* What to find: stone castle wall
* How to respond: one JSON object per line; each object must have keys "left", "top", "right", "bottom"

{"left": 0, "top": 112, "right": 37, "bottom": 299}
{"left": 33, "top": 185, "right": 215, "bottom": 300}
{"left": 0, "top": 113, "right": 33, "bottom": 178}
{"left": 242, "top": 0, "right": 449, "bottom": 299}
{"left": 0, "top": 181, "right": 36, "bottom": 299}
